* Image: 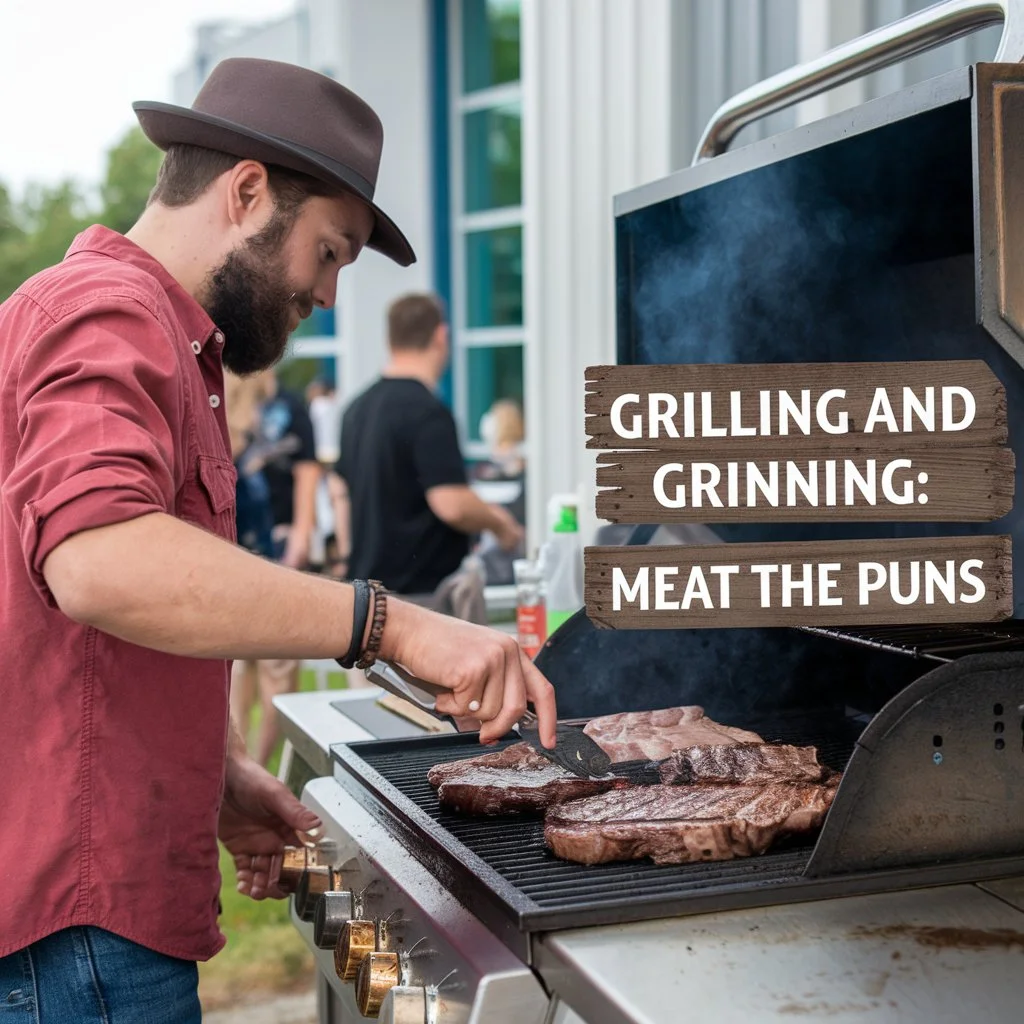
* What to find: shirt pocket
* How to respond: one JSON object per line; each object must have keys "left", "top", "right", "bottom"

{"left": 180, "top": 454, "right": 238, "bottom": 541}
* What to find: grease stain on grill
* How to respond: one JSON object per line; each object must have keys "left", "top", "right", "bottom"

{"left": 849, "top": 924, "right": 1024, "bottom": 951}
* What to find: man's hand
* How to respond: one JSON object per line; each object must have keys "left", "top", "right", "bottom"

{"left": 381, "top": 601, "right": 558, "bottom": 747}
{"left": 490, "top": 506, "right": 525, "bottom": 552}
{"left": 280, "top": 525, "right": 311, "bottom": 570}
{"left": 220, "top": 749, "right": 322, "bottom": 900}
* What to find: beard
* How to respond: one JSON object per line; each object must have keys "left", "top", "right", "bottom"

{"left": 202, "top": 216, "right": 312, "bottom": 376}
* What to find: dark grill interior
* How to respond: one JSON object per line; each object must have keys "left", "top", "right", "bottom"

{"left": 332, "top": 712, "right": 864, "bottom": 954}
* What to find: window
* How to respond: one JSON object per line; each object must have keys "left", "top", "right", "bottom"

{"left": 451, "top": 0, "right": 525, "bottom": 458}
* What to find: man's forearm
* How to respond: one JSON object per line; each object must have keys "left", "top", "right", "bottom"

{"left": 292, "top": 461, "right": 321, "bottom": 535}
{"left": 42, "top": 511, "right": 396, "bottom": 660}
{"left": 428, "top": 486, "right": 513, "bottom": 536}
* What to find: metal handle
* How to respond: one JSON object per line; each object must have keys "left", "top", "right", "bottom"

{"left": 363, "top": 660, "right": 448, "bottom": 712}
{"left": 694, "top": 0, "right": 1023, "bottom": 163}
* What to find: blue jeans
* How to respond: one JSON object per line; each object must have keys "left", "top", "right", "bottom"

{"left": 0, "top": 927, "right": 200, "bottom": 1023}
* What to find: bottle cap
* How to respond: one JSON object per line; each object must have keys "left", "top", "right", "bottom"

{"left": 552, "top": 504, "right": 578, "bottom": 533}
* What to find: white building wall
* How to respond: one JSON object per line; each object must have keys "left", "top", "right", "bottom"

{"left": 330, "top": 0, "right": 435, "bottom": 406}
{"left": 521, "top": 0, "right": 676, "bottom": 549}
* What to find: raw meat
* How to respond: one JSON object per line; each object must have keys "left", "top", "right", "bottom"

{"left": 658, "top": 743, "right": 837, "bottom": 786}
{"left": 544, "top": 782, "right": 837, "bottom": 865}
{"left": 428, "top": 741, "right": 629, "bottom": 816}
{"left": 583, "top": 707, "right": 764, "bottom": 762}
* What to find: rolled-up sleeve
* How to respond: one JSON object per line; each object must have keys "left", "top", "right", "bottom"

{"left": 3, "top": 293, "right": 185, "bottom": 602}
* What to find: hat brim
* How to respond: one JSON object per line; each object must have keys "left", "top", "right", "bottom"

{"left": 133, "top": 101, "right": 416, "bottom": 267}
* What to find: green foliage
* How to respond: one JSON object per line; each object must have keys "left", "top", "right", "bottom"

{"left": 0, "top": 126, "right": 162, "bottom": 301}
{"left": 100, "top": 127, "right": 163, "bottom": 234}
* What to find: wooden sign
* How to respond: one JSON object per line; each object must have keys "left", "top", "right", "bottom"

{"left": 586, "top": 361, "right": 1007, "bottom": 453}
{"left": 585, "top": 536, "right": 1012, "bottom": 629}
{"left": 596, "top": 447, "right": 1015, "bottom": 523}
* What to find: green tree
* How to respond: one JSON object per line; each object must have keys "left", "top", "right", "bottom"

{"left": 100, "top": 126, "right": 162, "bottom": 234}
{"left": 0, "top": 125, "right": 162, "bottom": 301}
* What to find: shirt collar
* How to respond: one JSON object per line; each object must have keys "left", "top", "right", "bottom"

{"left": 66, "top": 226, "right": 221, "bottom": 351}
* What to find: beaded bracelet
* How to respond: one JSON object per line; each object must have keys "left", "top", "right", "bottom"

{"left": 355, "top": 580, "right": 388, "bottom": 670}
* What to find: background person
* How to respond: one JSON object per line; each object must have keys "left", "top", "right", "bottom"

{"left": 337, "top": 293, "right": 523, "bottom": 622}
{"left": 227, "top": 367, "right": 321, "bottom": 767}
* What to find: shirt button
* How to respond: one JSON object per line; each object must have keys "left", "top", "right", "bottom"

{"left": 191, "top": 340, "right": 202, "bottom": 355}
{"left": 213, "top": 330, "right": 225, "bottom": 345}
{"left": 209, "top": 394, "right": 221, "bottom": 409}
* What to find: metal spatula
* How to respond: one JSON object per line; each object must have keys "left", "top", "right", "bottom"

{"left": 362, "top": 659, "right": 611, "bottom": 779}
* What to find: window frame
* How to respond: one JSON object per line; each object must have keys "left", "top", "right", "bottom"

{"left": 448, "top": 0, "right": 528, "bottom": 460}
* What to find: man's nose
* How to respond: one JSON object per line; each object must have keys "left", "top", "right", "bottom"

{"left": 312, "top": 269, "right": 339, "bottom": 310}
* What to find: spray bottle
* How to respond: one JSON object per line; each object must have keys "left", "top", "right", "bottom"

{"left": 540, "top": 494, "right": 583, "bottom": 635}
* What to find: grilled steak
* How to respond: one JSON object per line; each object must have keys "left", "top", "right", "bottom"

{"left": 429, "top": 741, "right": 629, "bottom": 816}
{"left": 544, "top": 782, "right": 837, "bottom": 865}
{"left": 658, "top": 743, "right": 837, "bottom": 786}
{"left": 583, "top": 706, "right": 764, "bottom": 762}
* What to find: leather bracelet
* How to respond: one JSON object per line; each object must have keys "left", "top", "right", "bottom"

{"left": 356, "top": 580, "right": 388, "bottom": 670}
{"left": 338, "top": 579, "right": 370, "bottom": 669}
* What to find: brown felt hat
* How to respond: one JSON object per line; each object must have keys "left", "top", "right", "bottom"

{"left": 133, "top": 58, "right": 415, "bottom": 267}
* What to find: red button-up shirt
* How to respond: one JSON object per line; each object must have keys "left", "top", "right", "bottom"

{"left": 0, "top": 226, "right": 237, "bottom": 961}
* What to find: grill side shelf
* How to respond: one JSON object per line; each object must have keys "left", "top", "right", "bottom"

{"left": 806, "top": 651, "right": 1024, "bottom": 877}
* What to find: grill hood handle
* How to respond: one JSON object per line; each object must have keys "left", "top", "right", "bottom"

{"left": 694, "top": 0, "right": 1024, "bottom": 163}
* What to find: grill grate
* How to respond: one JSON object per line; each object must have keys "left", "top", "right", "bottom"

{"left": 800, "top": 622, "right": 1024, "bottom": 662}
{"left": 332, "top": 712, "right": 867, "bottom": 955}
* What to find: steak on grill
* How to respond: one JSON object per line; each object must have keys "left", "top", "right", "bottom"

{"left": 428, "top": 741, "right": 630, "bottom": 816}
{"left": 658, "top": 743, "right": 837, "bottom": 786}
{"left": 583, "top": 706, "right": 764, "bottom": 762}
{"left": 544, "top": 782, "right": 837, "bottom": 865}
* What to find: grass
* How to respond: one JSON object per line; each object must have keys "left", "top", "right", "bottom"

{"left": 198, "top": 666, "right": 347, "bottom": 1011}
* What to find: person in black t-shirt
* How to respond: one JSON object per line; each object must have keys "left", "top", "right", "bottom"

{"left": 337, "top": 293, "right": 522, "bottom": 599}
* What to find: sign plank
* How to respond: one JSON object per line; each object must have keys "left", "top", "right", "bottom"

{"left": 586, "top": 361, "right": 1007, "bottom": 453}
{"left": 584, "top": 536, "right": 1012, "bottom": 629}
{"left": 595, "top": 447, "right": 1015, "bottom": 523}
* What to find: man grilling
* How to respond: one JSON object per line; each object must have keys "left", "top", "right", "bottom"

{"left": 0, "top": 58, "right": 556, "bottom": 1021}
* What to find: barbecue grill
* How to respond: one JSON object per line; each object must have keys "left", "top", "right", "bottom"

{"left": 280, "top": 5, "right": 1024, "bottom": 1021}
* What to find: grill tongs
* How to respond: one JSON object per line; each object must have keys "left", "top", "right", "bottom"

{"left": 363, "top": 659, "right": 611, "bottom": 779}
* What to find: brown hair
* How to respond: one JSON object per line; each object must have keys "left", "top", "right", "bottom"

{"left": 387, "top": 293, "right": 447, "bottom": 352}
{"left": 148, "top": 144, "right": 342, "bottom": 227}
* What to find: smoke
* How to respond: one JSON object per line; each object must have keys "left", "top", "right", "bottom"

{"left": 538, "top": 611, "right": 925, "bottom": 725}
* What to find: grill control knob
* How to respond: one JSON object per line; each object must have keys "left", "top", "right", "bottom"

{"left": 378, "top": 985, "right": 427, "bottom": 1024}
{"left": 356, "top": 952, "right": 399, "bottom": 1018}
{"left": 313, "top": 890, "right": 354, "bottom": 949}
{"left": 295, "top": 866, "right": 335, "bottom": 922}
{"left": 278, "top": 846, "right": 308, "bottom": 894}
{"left": 335, "top": 919, "right": 376, "bottom": 982}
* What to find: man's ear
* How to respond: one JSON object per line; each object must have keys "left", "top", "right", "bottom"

{"left": 225, "top": 160, "right": 272, "bottom": 230}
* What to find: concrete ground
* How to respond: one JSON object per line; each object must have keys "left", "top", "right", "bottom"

{"left": 204, "top": 991, "right": 317, "bottom": 1024}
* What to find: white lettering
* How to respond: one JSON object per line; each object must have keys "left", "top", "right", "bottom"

{"left": 864, "top": 388, "right": 899, "bottom": 433}
{"left": 959, "top": 559, "right": 986, "bottom": 603}
{"left": 818, "top": 563, "right": 842, "bottom": 606}
{"left": 612, "top": 567, "right": 648, "bottom": 610}
{"left": 781, "top": 563, "right": 814, "bottom": 608}
{"left": 649, "top": 393, "right": 679, "bottom": 439}
{"left": 730, "top": 391, "right": 757, "bottom": 436}
{"left": 817, "top": 389, "right": 849, "bottom": 434}
{"left": 654, "top": 567, "right": 679, "bottom": 610}
{"left": 681, "top": 566, "right": 714, "bottom": 609}
{"left": 942, "top": 386, "right": 976, "bottom": 432}
{"left": 750, "top": 564, "right": 779, "bottom": 607}
{"left": 653, "top": 463, "right": 687, "bottom": 509}
{"left": 903, "top": 387, "right": 935, "bottom": 432}
{"left": 859, "top": 562, "right": 887, "bottom": 605}
{"left": 610, "top": 394, "right": 642, "bottom": 439}
{"left": 779, "top": 390, "right": 811, "bottom": 435}
{"left": 692, "top": 463, "right": 724, "bottom": 507}
{"left": 881, "top": 459, "right": 914, "bottom": 505}
{"left": 710, "top": 565, "right": 740, "bottom": 609}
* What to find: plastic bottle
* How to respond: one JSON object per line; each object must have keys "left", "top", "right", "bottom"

{"left": 541, "top": 497, "right": 583, "bottom": 635}
{"left": 513, "top": 557, "right": 547, "bottom": 660}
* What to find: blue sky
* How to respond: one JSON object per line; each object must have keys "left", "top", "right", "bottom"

{"left": 0, "top": 0, "right": 294, "bottom": 199}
